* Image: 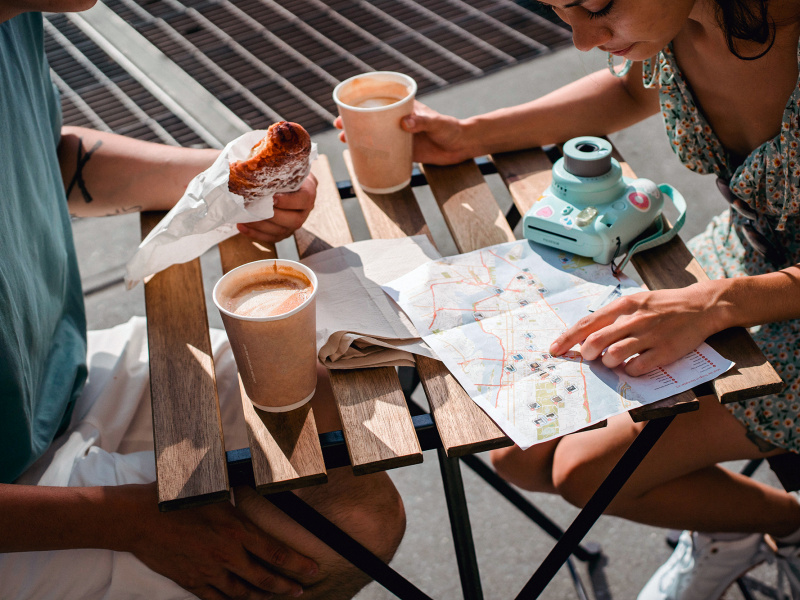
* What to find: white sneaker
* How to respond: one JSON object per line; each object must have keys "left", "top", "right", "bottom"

{"left": 637, "top": 530, "right": 772, "bottom": 600}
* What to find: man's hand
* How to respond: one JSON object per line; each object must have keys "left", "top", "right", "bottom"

{"left": 236, "top": 174, "right": 318, "bottom": 244}
{"left": 121, "top": 483, "right": 318, "bottom": 600}
{"left": 549, "top": 282, "right": 724, "bottom": 377}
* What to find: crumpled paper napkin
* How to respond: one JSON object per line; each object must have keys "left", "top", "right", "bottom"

{"left": 124, "top": 130, "right": 318, "bottom": 289}
{"left": 302, "top": 236, "right": 441, "bottom": 369}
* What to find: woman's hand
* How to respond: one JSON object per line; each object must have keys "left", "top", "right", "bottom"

{"left": 334, "top": 101, "right": 475, "bottom": 165}
{"left": 121, "top": 483, "right": 317, "bottom": 600}
{"left": 549, "top": 282, "right": 726, "bottom": 376}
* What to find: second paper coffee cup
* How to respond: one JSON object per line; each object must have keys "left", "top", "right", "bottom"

{"left": 213, "top": 259, "right": 318, "bottom": 412}
{"left": 333, "top": 71, "right": 417, "bottom": 194}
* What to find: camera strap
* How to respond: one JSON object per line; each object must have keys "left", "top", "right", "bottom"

{"left": 611, "top": 184, "right": 687, "bottom": 276}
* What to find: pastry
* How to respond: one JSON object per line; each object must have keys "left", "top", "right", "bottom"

{"left": 228, "top": 121, "right": 312, "bottom": 201}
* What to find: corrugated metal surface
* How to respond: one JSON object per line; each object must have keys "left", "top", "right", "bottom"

{"left": 45, "top": 13, "right": 208, "bottom": 146}
{"left": 45, "top": 0, "right": 571, "bottom": 145}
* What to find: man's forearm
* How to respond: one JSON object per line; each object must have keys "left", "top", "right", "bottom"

{"left": 0, "top": 483, "right": 142, "bottom": 553}
{"left": 58, "top": 127, "right": 219, "bottom": 217}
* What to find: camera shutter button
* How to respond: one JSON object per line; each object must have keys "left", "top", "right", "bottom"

{"left": 576, "top": 206, "right": 598, "bottom": 227}
{"left": 611, "top": 201, "right": 626, "bottom": 210}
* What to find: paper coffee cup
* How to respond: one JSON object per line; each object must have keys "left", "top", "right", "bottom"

{"left": 213, "top": 259, "right": 318, "bottom": 412}
{"left": 333, "top": 71, "right": 417, "bottom": 194}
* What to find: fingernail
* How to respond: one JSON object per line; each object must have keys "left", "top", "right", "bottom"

{"left": 549, "top": 342, "right": 560, "bottom": 355}
{"left": 404, "top": 116, "right": 415, "bottom": 128}
{"left": 291, "top": 588, "right": 303, "bottom": 597}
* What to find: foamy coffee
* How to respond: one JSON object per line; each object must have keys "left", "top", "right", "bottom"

{"left": 223, "top": 265, "right": 313, "bottom": 318}
{"left": 338, "top": 80, "right": 410, "bottom": 110}
{"left": 213, "top": 259, "right": 318, "bottom": 412}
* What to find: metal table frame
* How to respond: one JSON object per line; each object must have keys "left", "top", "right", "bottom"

{"left": 226, "top": 379, "right": 674, "bottom": 599}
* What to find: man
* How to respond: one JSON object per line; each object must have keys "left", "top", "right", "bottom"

{"left": 0, "top": 2, "right": 405, "bottom": 598}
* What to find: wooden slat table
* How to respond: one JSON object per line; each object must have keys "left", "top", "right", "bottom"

{"left": 142, "top": 144, "right": 784, "bottom": 598}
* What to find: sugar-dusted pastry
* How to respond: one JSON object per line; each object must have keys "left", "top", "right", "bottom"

{"left": 228, "top": 121, "right": 312, "bottom": 201}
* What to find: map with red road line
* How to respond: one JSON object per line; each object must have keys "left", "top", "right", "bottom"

{"left": 384, "top": 241, "right": 732, "bottom": 449}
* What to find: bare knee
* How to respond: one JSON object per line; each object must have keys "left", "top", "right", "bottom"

{"left": 490, "top": 443, "right": 558, "bottom": 493}
{"left": 294, "top": 471, "right": 406, "bottom": 599}
{"left": 234, "top": 470, "right": 405, "bottom": 600}
{"left": 343, "top": 471, "right": 406, "bottom": 563}
{"left": 303, "top": 469, "right": 406, "bottom": 563}
{"left": 551, "top": 450, "right": 604, "bottom": 509}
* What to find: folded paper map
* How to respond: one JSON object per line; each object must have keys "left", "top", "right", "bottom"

{"left": 383, "top": 240, "right": 733, "bottom": 449}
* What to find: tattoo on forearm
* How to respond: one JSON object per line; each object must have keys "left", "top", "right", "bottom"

{"left": 103, "top": 206, "right": 142, "bottom": 216}
{"left": 66, "top": 137, "right": 102, "bottom": 204}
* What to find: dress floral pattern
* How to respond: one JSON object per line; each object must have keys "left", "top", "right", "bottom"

{"left": 644, "top": 42, "right": 800, "bottom": 453}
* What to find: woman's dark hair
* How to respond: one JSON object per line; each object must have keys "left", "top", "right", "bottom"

{"left": 714, "top": 0, "right": 775, "bottom": 60}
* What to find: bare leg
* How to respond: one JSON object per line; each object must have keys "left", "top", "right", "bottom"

{"left": 550, "top": 395, "right": 799, "bottom": 537}
{"left": 235, "top": 466, "right": 406, "bottom": 600}
{"left": 490, "top": 439, "right": 560, "bottom": 494}
{"left": 230, "top": 364, "right": 406, "bottom": 599}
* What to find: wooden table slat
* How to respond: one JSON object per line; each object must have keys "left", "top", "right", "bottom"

{"left": 296, "top": 155, "right": 356, "bottom": 255}
{"left": 297, "top": 153, "right": 421, "bottom": 473}
{"left": 141, "top": 211, "right": 230, "bottom": 510}
{"left": 241, "top": 401, "right": 327, "bottom": 494}
{"left": 628, "top": 390, "right": 699, "bottom": 422}
{"left": 415, "top": 356, "right": 510, "bottom": 457}
{"left": 491, "top": 148, "right": 555, "bottom": 215}
{"left": 421, "top": 161, "right": 516, "bottom": 252}
{"left": 344, "top": 150, "right": 431, "bottom": 242}
{"left": 346, "top": 151, "right": 510, "bottom": 457}
{"left": 329, "top": 368, "right": 423, "bottom": 474}
{"left": 218, "top": 234, "right": 327, "bottom": 492}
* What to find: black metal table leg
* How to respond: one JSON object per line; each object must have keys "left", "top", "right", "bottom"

{"left": 514, "top": 415, "right": 676, "bottom": 599}
{"left": 460, "top": 454, "right": 602, "bottom": 563}
{"left": 267, "top": 490, "right": 435, "bottom": 600}
{"left": 437, "top": 449, "right": 485, "bottom": 600}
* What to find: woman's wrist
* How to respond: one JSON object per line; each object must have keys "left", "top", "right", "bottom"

{"left": 697, "top": 278, "right": 739, "bottom": 334}
{"left": 706, "top": 266, "right": 800, "bottom": 330}
{"left": 457, "top": 114, "right": 490, "bottom": 160}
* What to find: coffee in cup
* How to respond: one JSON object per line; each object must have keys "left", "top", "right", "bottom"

{"left": 213, "top": 259, "right": 318, "bottom": 412}
{"left": 333, "top": 71, "right": 417, "bottom": 194}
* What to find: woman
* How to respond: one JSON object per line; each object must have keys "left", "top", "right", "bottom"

{"left": 337, "top": 0, "right": 800, "bottom": 597}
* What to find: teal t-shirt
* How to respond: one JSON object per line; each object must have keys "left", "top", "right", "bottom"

{"left": 0, "top": 13, "right": 88, "bottom": 483}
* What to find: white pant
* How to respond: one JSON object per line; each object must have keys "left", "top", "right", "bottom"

{"left": 3, "top": 317, "right": 249, "bottom": 599}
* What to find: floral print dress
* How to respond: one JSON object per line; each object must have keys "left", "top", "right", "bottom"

{"left": 644, "top": 42, "right": 800, "bottom": 453}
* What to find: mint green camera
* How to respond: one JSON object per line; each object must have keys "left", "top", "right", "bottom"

{"left": 523, "top": 137, "right": 685, "bottom": 266}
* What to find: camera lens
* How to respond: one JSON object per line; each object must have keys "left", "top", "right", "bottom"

{"left": 563, "top": 136, "right": 612, "bottom": 177}
{"left": 575, "top": 142, "right": 600, "bottom": 153}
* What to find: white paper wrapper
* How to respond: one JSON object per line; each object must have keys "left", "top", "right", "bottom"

{"left": 301, "top": 236, "right": 441, "bottom": 369}
{"left": 124, "top": 130, "right": 318, "bottom": 289}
